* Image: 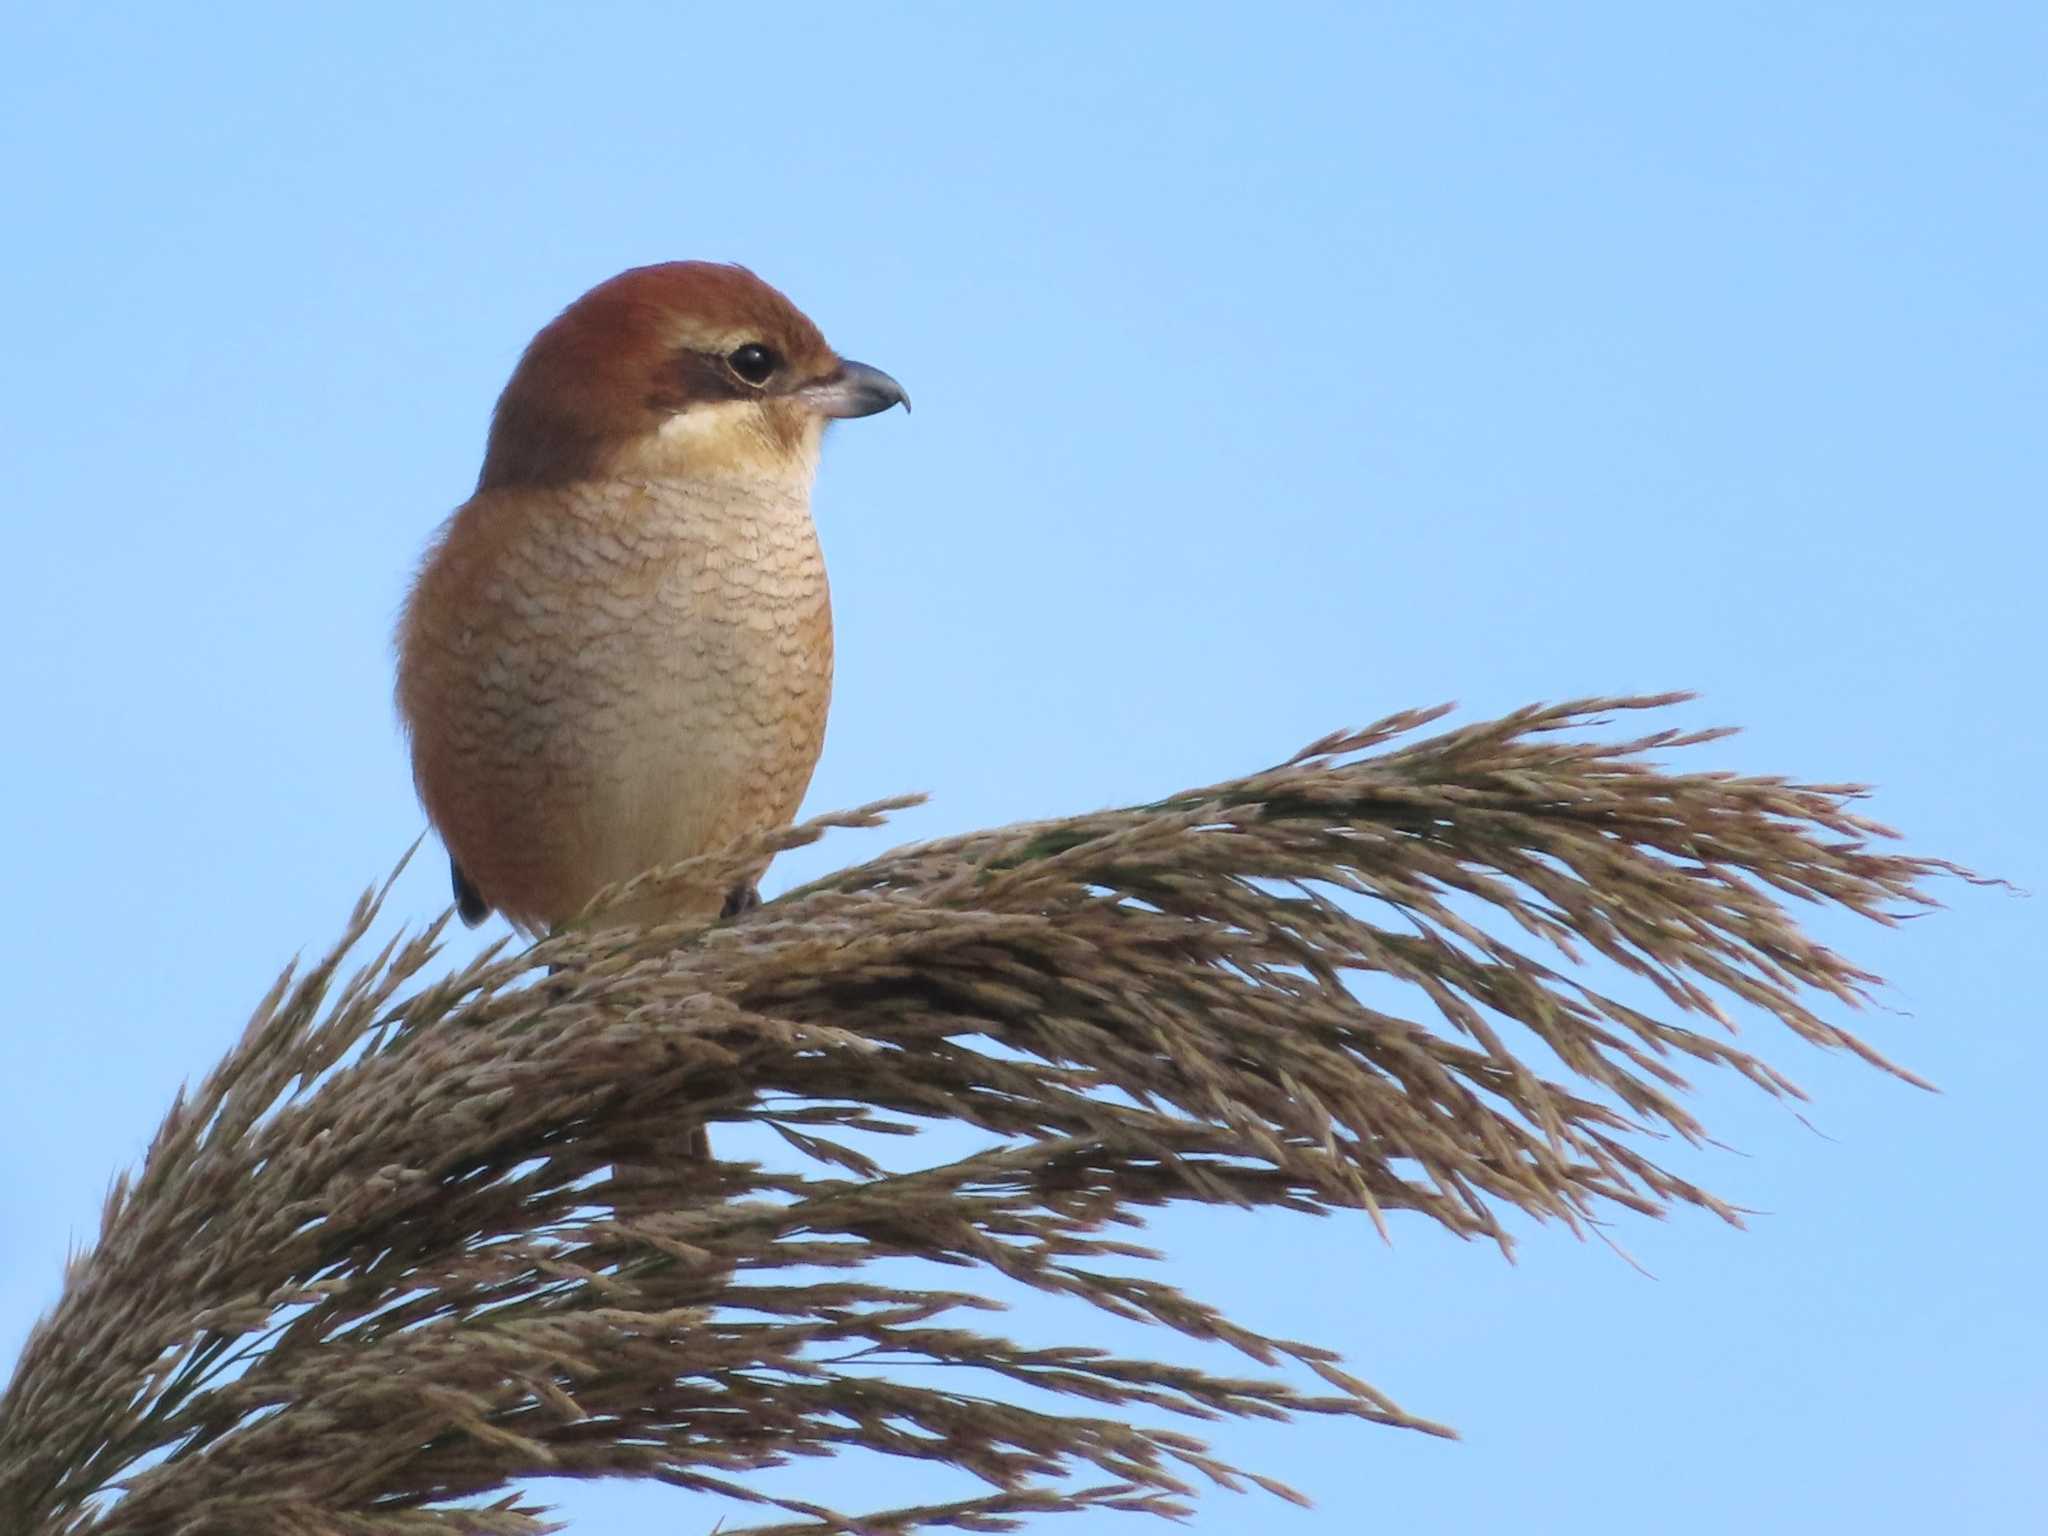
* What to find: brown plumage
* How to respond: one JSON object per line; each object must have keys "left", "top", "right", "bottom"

{"left": 397, "top": 262, "right": 907, "bottom": 935}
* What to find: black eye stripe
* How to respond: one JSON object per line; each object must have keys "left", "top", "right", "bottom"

{"left": 644, "top": 344, "right": 786, "bottom": 415}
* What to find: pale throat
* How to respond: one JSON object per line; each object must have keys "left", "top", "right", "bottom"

{"left": 628, "top": 399, "right": 823, "bottom": 494}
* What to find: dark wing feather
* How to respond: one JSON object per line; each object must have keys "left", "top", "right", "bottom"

{"left": 451, "top": 858, "right": 491, "bottom": 926}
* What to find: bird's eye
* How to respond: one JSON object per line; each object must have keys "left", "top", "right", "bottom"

{"left": 726, "top": 342, "right": 779, "bottom": 387}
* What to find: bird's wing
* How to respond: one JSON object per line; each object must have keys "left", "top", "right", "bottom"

{"left": 451, "top": 858, "right": 492, "bottom": 926}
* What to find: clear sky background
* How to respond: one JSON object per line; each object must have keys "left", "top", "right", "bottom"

{"left": 2, "top": 5, "right": 2041, "bottom": 1532}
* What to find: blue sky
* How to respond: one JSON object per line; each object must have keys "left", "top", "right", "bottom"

{"left": 2, "top": 5, "right": 2041, "bottom": 1531}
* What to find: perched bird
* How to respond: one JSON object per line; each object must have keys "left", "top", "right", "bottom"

{"left": 397, "top": 262, "right": 907, "bottom": 936}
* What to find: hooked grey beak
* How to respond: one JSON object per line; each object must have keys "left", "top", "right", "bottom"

{"left": 800, "top": 358, "right": 911, "bottom": 418}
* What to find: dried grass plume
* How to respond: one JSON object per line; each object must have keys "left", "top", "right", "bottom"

{"left": 0, "top": 695, "right": 1987, "bottom": 1534}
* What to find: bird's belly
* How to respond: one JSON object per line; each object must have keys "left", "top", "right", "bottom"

{"left": 432, "top": 481, "right": 834, "bottom": 931}
{"left": 576, "top": 617, "right": 830, "bottom": 896}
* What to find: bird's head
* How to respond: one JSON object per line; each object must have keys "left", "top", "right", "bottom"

{"left": 477, "top": 261, "right": 907, "bottom": 491}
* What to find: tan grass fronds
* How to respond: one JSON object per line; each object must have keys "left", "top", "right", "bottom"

{"left": 0, "top": 695, "right": 1986, "bottom": 1534}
